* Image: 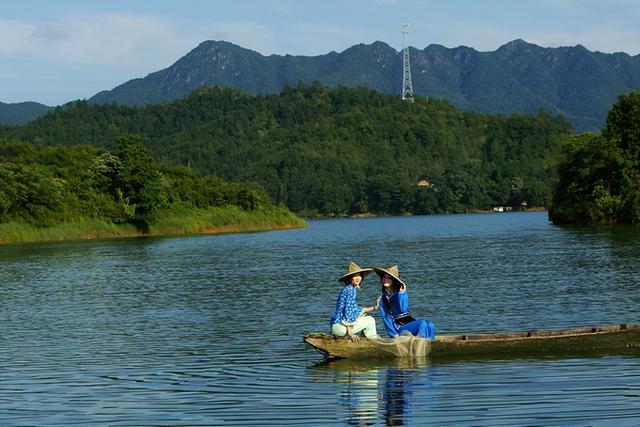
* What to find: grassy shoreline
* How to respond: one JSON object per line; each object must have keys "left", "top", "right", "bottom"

{"left": 0, "top": 205, "right": 307, "bottom": 245}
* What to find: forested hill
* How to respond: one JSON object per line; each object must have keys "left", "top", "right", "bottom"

{"left": 4, "top": 84, "right": 572, "bottom": 216}
{"left": 89, "top": 39, "right": 640, "bottom": 132}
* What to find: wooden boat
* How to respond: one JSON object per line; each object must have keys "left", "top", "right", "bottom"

{"left": 304, "top": 323, "right": 640, "bottom": 360}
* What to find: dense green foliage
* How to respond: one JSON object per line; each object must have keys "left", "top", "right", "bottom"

{"left": 88, "top": 39, "right": 640, "bottom": 132}
{"left": 4, "top": 84, "right": 572, "bottom": 216}
{"left": 0, "top": 135, "right": 274, "bottom": 230}
{"left": 550, "top": 91, "right": 640, "bottom": 224}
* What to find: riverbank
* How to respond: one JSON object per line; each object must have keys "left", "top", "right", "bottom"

{"left": 0, "top": 205, "right": 307, "bottom": 244}
{"left": 301, "top": 207, "right": 548, "bottom": 220}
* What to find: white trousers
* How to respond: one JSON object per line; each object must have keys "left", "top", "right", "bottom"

{"left": 331, "top": 315, "right": 378, "bottom": 338}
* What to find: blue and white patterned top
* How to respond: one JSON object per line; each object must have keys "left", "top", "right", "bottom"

{"left": 330, "top": 285, "right": 363, "bottom": 326}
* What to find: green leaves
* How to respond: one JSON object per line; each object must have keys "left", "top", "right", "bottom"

{"left": 0, "top": 162, "right": 67, "bottom": 226}
{"left": 602, "top": 91, "right": 640, "bottom": 153}
{"left": 550, "top": 91, "right": 640, "bottom": 224}
{"left": 111, "top": 134, "right": 165, "bottom": 228}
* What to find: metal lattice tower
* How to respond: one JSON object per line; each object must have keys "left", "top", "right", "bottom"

{"left": 401, "top": 23, "right": 414, "bottom": 102}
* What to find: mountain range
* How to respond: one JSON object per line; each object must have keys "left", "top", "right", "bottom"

{"left": 3, "top": 39, "right": 640, "bottom": 131}
{"left": 88, "top": 39, "right": 640, "bottom": 132}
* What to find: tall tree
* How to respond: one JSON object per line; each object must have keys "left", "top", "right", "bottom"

{"left": 112, "top": 134, "right": 165, "bottom": 230}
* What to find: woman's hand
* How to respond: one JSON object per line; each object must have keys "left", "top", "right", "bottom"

{"left": 375, "top": 296, "right": 382, "bottom": 309}
{"left": 399, "top": 283, "right": 406, "bottom": 292}
{"left": 346, "top": 326, "right": 359, "bottom": 342}
{"left": 364, "top": 305, "right": 377, "bottom": 313}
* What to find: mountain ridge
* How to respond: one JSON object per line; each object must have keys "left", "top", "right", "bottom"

{"left": 0, "top": 101, "right": 53, "bottom": 126}
{"left": 88, "top": 39, "right": 640, "bottom": 132}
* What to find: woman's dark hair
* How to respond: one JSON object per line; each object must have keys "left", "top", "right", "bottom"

{"left": 379, "top": 276, "right": 400, "bottom": 312}
{"left": 342, "top": 273, "right": 361, "bottom": 285}
{"left": 380, "top": 276, "right": 400, "bottom": 292}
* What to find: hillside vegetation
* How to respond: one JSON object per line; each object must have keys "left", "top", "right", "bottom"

{"left": 3, "top": 84, "right": 573, "bottom": 217}
{"left": 0, "top": 134, "right": 304, "bottom": 243}
{"left": 550, "top": 91, "right": 640, "bottom": 224}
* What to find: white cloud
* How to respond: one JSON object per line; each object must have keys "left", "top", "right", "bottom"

{"left": 0, "top": 19, "right": 36, "bottom": 53}
{"left": 0, "top": 12, "right": 289, "bottom": 103}
{"left": 31, "top": 24, "right": 71, "bottom": 42}
{"left": 0, "top": 13, "right": 210, "bottom": 103}
{"left": 0, "top": 13, "right": 203, "bottom": 72}
{"left": 0, "top": 12, "right": 291, "bottom": 68}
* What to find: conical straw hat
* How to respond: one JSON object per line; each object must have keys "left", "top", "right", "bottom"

{"left": 373, "top": 265, "right": 406, "bottom": 287}
{"left": 338, "top": 262, "right": 373, "bottom": 282}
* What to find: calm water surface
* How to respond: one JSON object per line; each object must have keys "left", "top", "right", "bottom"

{"left": 1, "top": 212, "right": 639, "bottom": 425}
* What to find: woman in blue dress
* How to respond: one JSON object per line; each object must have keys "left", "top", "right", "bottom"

{"left": 330, "top": 262, "right": 379, "bottom": 341}
{"left": 374, "top": 265, "right": 436, "bottom": 340}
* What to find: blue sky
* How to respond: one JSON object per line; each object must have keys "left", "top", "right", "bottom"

{"left": 2, "top": 0, "right": 640, "bottom": 105}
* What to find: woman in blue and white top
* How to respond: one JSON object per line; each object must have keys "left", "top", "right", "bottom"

{"left": 375, "top": 265, "right": 436, "bottom": 340}
{"left": 330, "top": 262, "right": 379, "bottom": 341}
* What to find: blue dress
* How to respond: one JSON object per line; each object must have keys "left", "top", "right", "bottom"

{"left": 330, "top": 285, "right": 363, "bottom": 327}
{"left": 379, "top": 290, "right": 435, "bottom": 339}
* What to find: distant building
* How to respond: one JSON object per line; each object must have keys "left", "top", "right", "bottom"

{"left": 417, "top": 179, "right": 431, "bottom": 187}
{"left": 493, "top": 206, "right": 513, "bottom": 212}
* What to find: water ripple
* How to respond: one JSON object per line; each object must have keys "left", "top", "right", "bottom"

{"left": 1, "top": 213, "right": 640, "bottom": 425}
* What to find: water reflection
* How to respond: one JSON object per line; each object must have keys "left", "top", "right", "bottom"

{"left": 338, "top": 369, "right": 378, "bottom": 426}
{"left": 310, "top": 359, "right": 432, "bottom": 426}
{"left": 382, "top": 366, "right": 414, "bottom": 426}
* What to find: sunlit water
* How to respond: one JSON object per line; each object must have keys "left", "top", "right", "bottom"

{"left": 1, "top": 212, "right": 639, "bottom": 425}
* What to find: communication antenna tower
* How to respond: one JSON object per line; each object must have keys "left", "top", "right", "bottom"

{"left": 401, "top": 23, "right": 414, "bottom": 102}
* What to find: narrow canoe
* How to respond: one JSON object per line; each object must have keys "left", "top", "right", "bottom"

{"left": 304, "top": 323, "right": 640, "bottom": 360}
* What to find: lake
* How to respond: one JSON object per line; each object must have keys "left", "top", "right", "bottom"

{"left": 1, "top": 212, "right": 639, "bottom": 425}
